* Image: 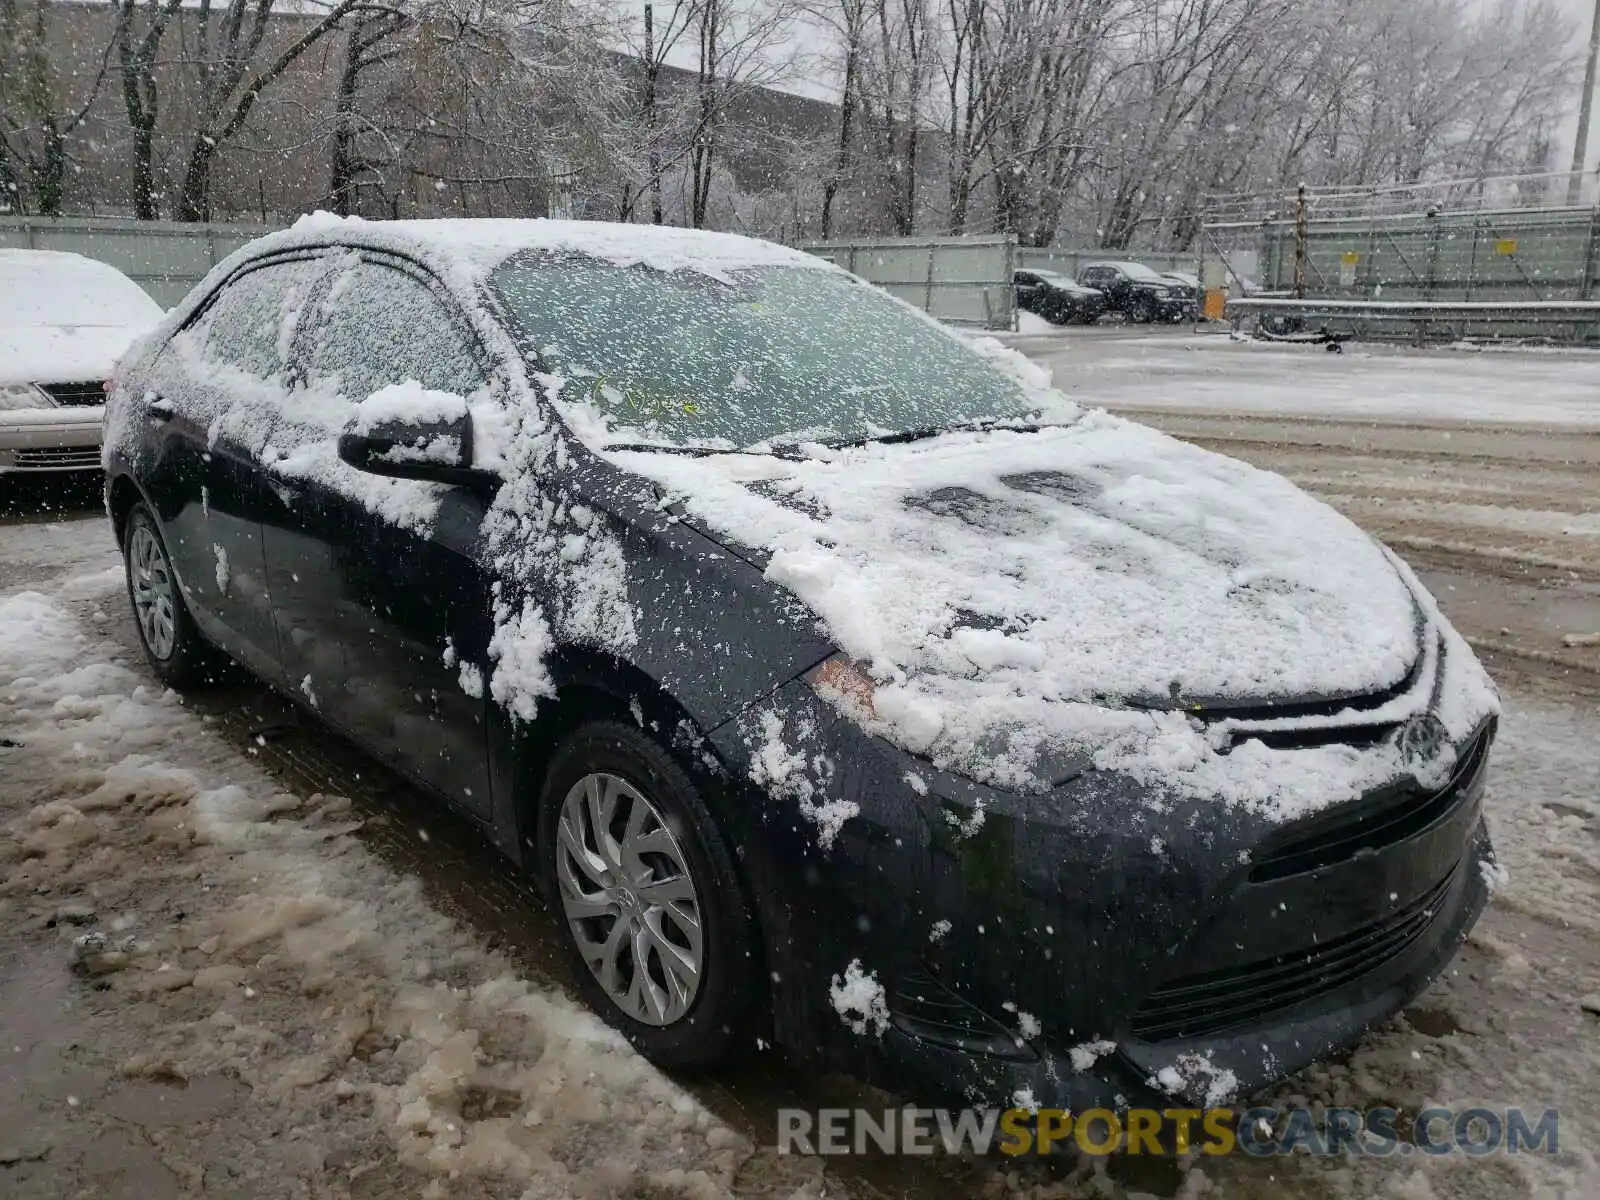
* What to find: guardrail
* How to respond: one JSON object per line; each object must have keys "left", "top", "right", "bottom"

{"left": 1225, "top": 297, "right": 1600, "bottom": 344}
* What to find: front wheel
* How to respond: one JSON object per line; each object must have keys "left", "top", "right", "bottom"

{"left": 1130, "top": 296, "right": 1156, "bottom": 324}
{"left": 540, "top": 721, "right": 759, "bottom": 1069}
{"left": 123, "top": 503, "right": 210, "bottom": 687}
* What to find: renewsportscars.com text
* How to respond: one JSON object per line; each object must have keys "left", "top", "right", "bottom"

{"left": 776, "top": 1106, "right": 1560, "bottom": 1157}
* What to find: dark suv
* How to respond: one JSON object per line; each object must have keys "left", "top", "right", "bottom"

{"left": 1078, "top": 261, "right": 1195, "bottom": 323}
{"left": 1013, "top": 269, "right": 1106, "bottom": 325}
{"left": 103, "top": 217, "right": 1498, "bottom": 1116}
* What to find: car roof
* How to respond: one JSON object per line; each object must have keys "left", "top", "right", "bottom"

{"left": 230, "top": 215, "right": 830, "bottom": 283}
{"left": 158, "top": 215, "right": 842, "bottom": 352}
{"left": 0, "top": 249, "right": 161, "bottom": 329}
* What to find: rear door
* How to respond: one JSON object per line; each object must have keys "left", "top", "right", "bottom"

{"left": 265, "top": 254, "right": 497, "bottom": 817}
{"left": 136, "top": 255, "right": 330, "bottom": 680}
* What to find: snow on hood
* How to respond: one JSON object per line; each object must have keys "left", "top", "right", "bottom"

{"left": 622, "top": 412, "right": 1419, "bottom": 705}
{"left": 611, "top": 411, "right": 1496, "bottom": 815}
{"left": 0, "top": 324, "right": 149, "bottom": 388}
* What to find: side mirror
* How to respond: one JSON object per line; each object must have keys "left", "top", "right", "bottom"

{"left": 337, "top": 387, "right": 494, "bottom": 487}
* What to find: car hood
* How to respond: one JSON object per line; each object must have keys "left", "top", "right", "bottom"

{"left": 0, "top": 324, "right": 149, "bottom": 388}
{"left": 612, "top": 411, "right": 1430, "bottom": 798}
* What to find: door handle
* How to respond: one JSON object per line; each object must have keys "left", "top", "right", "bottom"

{"left": 148, "top": 397, "right": 175, "bottom": 422}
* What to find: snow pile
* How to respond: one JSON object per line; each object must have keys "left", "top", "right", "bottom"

{"left": 1068, "top": 1039, "right": 1117, "bottom": 1073}
{"left": 0, "top": 575, "right": 758, "bottom": 1197}
{"left": 828, "top": 960, "right": 889, "bottom": 1037}
{"left": 1147, "top": 1052, "right": 1240, "bottom": 1107}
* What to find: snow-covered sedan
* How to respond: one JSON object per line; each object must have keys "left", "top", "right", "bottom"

{"left": 102, "top": 216, "right": 1500, "bottom": 1113}
{"left": 0, "top": 249, "right": 162, "bottom": 476}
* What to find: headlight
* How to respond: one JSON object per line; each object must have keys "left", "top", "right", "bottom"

{"left": 805, "top": 655, "right": 877, "bottom": 718}
{"left": 0, "top": 383, "right": 52, "bottom": 411}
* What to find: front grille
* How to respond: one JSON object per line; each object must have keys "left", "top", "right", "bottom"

{"left": 40, "top": 382, "right": 106, "bottom": 407}
{"left": 1130, "top": 864, "right": 1460, "bottom": 1042}
{"left": 1248, "top": 720, "right": 1494, "bottom": 883}
{"left": 11, "top": 446, "right": 102, "bottom": 470}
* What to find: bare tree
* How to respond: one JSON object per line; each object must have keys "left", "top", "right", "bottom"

{"left": 0, "top": 0, "right": 115, "bottom": 215}
{"left": 113, "top": 0, "right": 184, "bottom": 219}
{"left": 328, "top": 7, "right": 412, "bottom": 214}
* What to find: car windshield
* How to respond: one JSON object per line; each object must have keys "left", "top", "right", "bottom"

{"left": 489, "top": 254, "right": 1031, "bottom": 449}
{"left": 1119, "top": 263, "right": 1168, "bottom": 282}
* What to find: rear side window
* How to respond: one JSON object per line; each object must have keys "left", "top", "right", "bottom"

{"left": 302, "top": 261, "right": 487, "bottom": 401}
{"left": 186, "top": 258, "right": 326, "bottom": 377}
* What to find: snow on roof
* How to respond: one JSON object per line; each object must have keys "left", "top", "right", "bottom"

{"left": 0, "top": 249, "right": 162, "bottom": 386}
{"left": 0, "top": 249, "right": 162, "bottom": 329}
{"left": 261, "top": 212, "right": 830, "bottom": 284}
{"left": 146, "top": 213, "right": 842, "bottom": 387}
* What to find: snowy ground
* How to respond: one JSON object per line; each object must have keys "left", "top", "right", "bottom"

{"left": 1011, "top": 331, "right": 1600, "bottom": 430}
{"left": 3, "top": 332, "right": 1600, "bottom": 1198}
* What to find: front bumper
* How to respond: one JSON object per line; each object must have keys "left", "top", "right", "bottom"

{"left": 0, "top": 406, "right": 104, "bottom": 473}
{"left": 712, "top": 676, "right": 1496, "bottom": 1113}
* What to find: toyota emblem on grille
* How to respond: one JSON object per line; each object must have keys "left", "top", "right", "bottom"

{"left": 1397, "top": 713, "right": 1448, "bottom": 764}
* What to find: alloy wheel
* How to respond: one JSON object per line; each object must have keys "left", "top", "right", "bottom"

{"left": 129, "top": 523, "right": 178, "bottom": 661}
{"left": 555, "top": 771, "right": 704, "bottom": 1026}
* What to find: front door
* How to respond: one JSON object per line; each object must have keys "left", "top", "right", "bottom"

{"left": 137, "top": 255, "right": 331, "bottom": 681}
{"left": 266, "top": 254, "right": 497, "bottom": 817}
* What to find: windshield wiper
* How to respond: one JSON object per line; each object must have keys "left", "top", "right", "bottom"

{"left": 828, "top": 416, "right": 1047, "bottom": 449}
{"left": 606, "top": 442, "right": 731, "bottom": 457}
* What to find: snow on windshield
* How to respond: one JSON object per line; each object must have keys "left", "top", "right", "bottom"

{"left": 1117, "top": 262, "right": 1168, "bottom": 282}
{"left": 491, "top": 255, "right": 1030, "bottom": 449}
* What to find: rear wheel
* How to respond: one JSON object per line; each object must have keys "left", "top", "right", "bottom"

{"left": 123, "top": 504, "right": 210, "bottom": 687}
{"left": 540, "top": 720, "right": 758, "bottom": 1069}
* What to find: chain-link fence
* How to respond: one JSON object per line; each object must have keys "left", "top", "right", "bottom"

{"left": 1200, "top": 172, "right": 1600, "bottom": 340}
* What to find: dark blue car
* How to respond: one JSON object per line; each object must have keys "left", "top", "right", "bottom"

{"left": 104, "top": 216, "right": 1499, "bottom": 1113}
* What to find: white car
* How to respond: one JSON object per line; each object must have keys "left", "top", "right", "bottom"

{"left": 0, "top": 249, "right": 163, "bottom": 475}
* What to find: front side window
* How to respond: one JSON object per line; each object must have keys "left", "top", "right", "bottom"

{"left": 490, "top": 255, "right": 1029, "bottom": 449}
{"left": 303, "top": 261, "right": 487, "bottom": 402}
{"left": 187, "top": 258, "right": 328, "bottom": 377}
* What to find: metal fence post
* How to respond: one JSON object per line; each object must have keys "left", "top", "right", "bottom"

{"left": 1293, "top": 185, "right": 1308, "bottom": 299}
{"left": 1582, "top": 206, "right": 1600, "bottom": 300}
{"left": 1426, "top": 218, "right": 1441, "bottom": 301}
{"left": 1466, "top": 220, "right": 1480, "bottom": 302}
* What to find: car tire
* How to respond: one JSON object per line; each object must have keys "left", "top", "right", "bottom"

{"left": 540, "top": 720, "right": 758, "bottom": 1070}
{"left": 1131, "top": 296, "right": 1156, "bottom": 324}
{"left": 122, "top": 503, "right": 212, "bottom": 688}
